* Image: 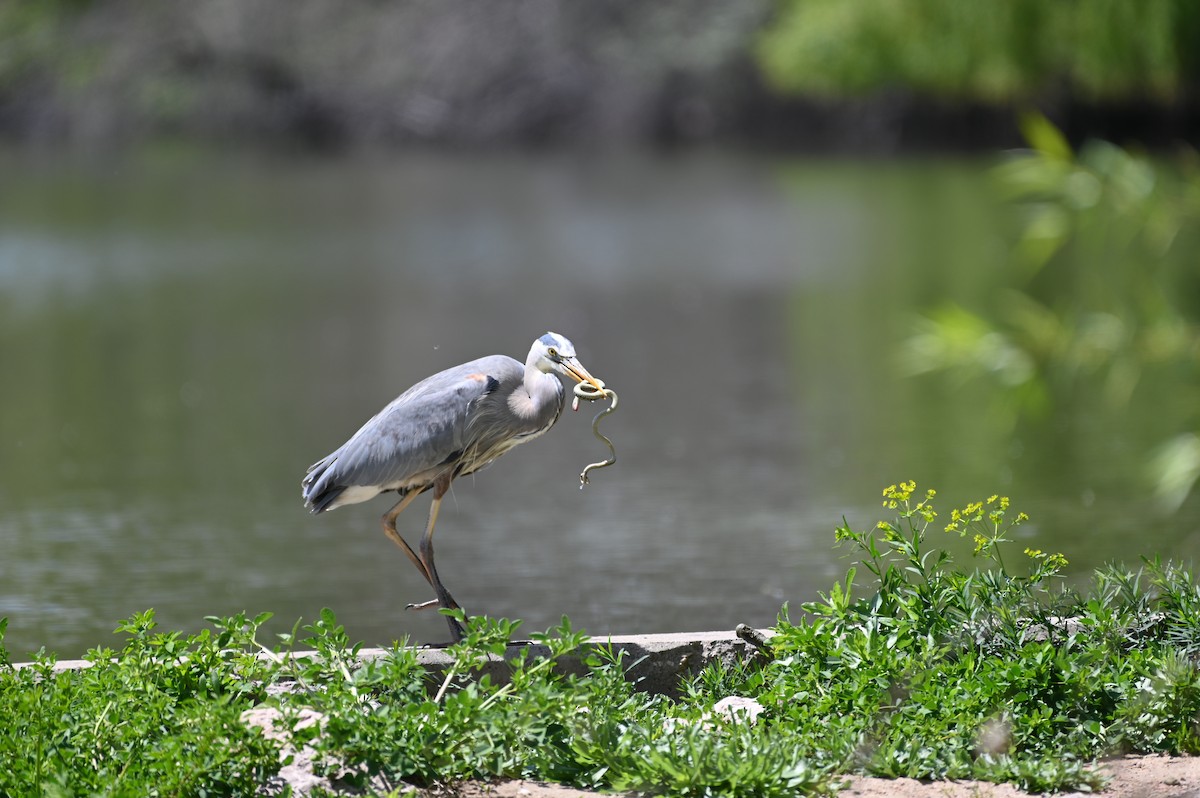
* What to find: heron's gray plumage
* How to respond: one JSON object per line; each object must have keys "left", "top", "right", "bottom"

{"left": 303, "top": 341, "right": 571, "bottom": 514}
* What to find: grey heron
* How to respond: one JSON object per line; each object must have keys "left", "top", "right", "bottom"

{"left": 301, "top": 332, "right": 605, "bottom": 642}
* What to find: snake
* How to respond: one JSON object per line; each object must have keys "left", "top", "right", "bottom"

{"left": 572, "top": 380, "right": 618, "bottom": 488}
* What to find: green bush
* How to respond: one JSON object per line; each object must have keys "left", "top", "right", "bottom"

{"left": 758, "top": 0, "right": 1200, "bottom": 101}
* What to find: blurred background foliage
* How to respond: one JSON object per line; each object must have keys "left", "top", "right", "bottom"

{"left": 0, "top": 0, "right": 772, "bottom": 148}
{"left": 900, "top": 114, "right": 1200, "bottom": 512}
{"left": 759, "top": 0, "right": 1200, "bottom": 102}
{"left": 3, "top": 0, "right": 1200, "bottom": 150}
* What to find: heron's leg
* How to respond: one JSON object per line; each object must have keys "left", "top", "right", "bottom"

{"left": 420, "top": 478, "right": 465, "bottom": 642}
{"left": 381, "top": 492, "right": 434, "bottom": 594}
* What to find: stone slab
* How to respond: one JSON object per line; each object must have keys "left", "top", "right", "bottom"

{"left": 14, "top": 628, "right": 773, "bottom": 696}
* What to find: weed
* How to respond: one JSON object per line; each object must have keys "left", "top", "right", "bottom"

{"left": 0, "top": 609, "right": 280, "bottom": 796}
{"left": 727, "top": 481, "right": 1200, "bottom": 791}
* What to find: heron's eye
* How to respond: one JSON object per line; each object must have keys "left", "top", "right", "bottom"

{"left": 547, "top": 347, "right": 559, "bottom": 359}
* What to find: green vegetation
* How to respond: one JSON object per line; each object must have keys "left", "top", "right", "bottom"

{"left": 758, "top": 0, "right": 1200, "bottom": 101}
{"left": 6, "top": 483, "right": 1200, "bottom": 795}
{"left": 739, "top": 483, "right": 1200, "bottom": 790}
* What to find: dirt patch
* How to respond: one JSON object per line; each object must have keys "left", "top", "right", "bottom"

{"left": 451, "top": 782, "right": 608, "bottom": 797}
{"left": 839, "top": 755, "right": 1200, "bottom": 798}
{"left": 442, "top": 755, "right": 1200, "bottom": 798}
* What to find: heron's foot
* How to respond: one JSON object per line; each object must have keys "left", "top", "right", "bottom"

{"left": 406, "top": 600, "right": 468, "bottom": 642}
{"left": 405, "top": 598, "right": 464, "bottom": 612}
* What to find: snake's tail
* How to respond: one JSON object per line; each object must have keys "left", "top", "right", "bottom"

{"left": 578, "top": 389, "right": 618, "bottom": 489}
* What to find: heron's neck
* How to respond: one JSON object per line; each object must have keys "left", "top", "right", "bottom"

{"left": 515, "top": 352, "right": 560, "bottom": 421}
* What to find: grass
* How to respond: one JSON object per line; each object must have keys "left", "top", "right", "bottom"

{"left": 4, "top": 482, "right": 1200, "bottom": 795}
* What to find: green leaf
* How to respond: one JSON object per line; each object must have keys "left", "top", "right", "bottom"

{"left": 1019, "top": 112, "right": 1073, "bottom": 162}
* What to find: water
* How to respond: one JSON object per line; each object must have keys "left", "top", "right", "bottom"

{"left": 1, "top": 147, "right": 1197, "bottom": 658}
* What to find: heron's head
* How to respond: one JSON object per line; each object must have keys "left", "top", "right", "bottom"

{"left": 531, "top": 332, "right": 604, "bottom": 391}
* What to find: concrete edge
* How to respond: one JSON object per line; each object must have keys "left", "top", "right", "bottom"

{"left": 14, "top": 629, "right": 774, "bottom": 696}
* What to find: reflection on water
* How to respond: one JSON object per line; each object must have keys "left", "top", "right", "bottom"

{"left": 0, "top": 148, "right": 1196, "bottom": 657}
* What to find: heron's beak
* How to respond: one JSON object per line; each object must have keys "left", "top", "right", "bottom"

{"left": 563, "top": 358, "right": 604, "bottom": 392}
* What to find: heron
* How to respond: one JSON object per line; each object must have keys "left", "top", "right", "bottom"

{"left": 301, "top": 332, "right": 605, "bottom": 642}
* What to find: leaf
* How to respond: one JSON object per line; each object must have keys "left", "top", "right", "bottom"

{"left": 1150, "top": 432, "right": 1200, "bottom": 513}
{"left": 1019, "top": 112, "right": 1073, "bottom": 162}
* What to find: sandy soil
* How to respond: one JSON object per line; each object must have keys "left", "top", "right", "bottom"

{"left": 839, "top": 755, "right": 1200, "bottom": 797}
{"left": 450, "top": 755, "right": 1200, "bottom": 797}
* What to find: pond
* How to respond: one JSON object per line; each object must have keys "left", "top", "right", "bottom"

{"left": 1, "top": 146, "right": 1196, "bottom": 657}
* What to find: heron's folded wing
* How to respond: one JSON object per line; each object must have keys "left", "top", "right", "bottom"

{"left": 313, "top": 358, "right": 515, "bottom": 493}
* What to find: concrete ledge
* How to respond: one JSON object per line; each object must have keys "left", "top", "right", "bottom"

{"left": 17, "top": 629, "right": 772, "bottom": 697}
{"left": 406, "top": 628, "right": 771, "bottom": 696}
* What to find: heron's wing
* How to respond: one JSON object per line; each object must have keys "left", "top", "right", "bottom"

{"left": 304, "top": 356, "right": 524, "bottom": 501}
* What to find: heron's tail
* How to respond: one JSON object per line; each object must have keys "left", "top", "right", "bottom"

{"left": 302, "top": 454, "right": 345, "bottom": 514}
